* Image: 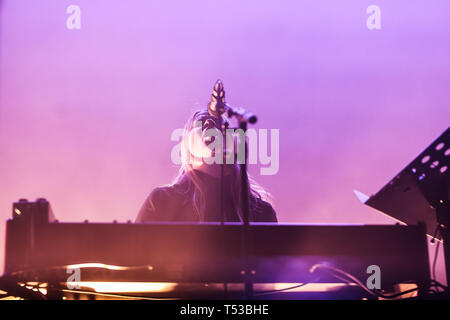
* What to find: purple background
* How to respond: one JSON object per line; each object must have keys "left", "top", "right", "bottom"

{"left": 1, "top": 0, "right": 449, "bottom": 284}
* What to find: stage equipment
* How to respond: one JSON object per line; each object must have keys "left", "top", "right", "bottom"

{"left": 360, "top": 126, "right": 449, "bottom": 290}
{"left": 2, "top": 199, "right": 431, "bottom": 299}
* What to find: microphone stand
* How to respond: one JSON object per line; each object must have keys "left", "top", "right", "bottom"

{"left": 226, "top": 116, "right": 255, "bottom": 299}
{"left": 219, "top": 114, "right": 253, "bottom": 299}
{"left": 207, "top": 80, "right": 256, "bottom": 298}
{"left": 219, "top": 119, "right": 228, "bottom": 297}
{"left": 238, "top": 119, "right": 253, "bottom": 299}
{"left": 219, "top": 120, "right": 229, "bottom": 226}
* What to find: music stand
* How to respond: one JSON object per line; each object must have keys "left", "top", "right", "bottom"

{"left": 359, "top": 127, "right": 450, "bottom": 287}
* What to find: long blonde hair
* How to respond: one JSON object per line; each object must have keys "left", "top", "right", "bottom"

{"left": 171, "top": 109, "right": 271, "bottom": 221}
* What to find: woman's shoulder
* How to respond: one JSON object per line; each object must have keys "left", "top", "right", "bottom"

{"left": 149, "top": 182, "right": 192, "bottom": 200}
{"left": 252, "top": 197, "right": 278, "bottom": 223}
{"left": 148, "top": 185, "right": 178, "bottom": 200}
{"left": 135, "top": 185, "right": 184, "bottom": 222}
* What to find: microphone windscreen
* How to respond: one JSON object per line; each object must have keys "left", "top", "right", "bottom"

{"left": 208, "top": 79, "right": 225, "bottom": 117}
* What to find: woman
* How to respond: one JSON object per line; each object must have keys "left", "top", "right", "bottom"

{"left": 135, "top": 109, "right": 277, "bottom": 223}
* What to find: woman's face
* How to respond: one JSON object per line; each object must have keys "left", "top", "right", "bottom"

{"left": 186, "top": 114, "right": 235, "bottom": 176}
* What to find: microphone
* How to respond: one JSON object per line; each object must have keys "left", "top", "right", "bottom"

{"left": 207, "top": 79, "right": 226, "bottom": 118}
{"left": 207, "top": 79, "right": 257, "bottom": 124}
